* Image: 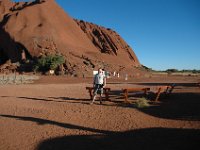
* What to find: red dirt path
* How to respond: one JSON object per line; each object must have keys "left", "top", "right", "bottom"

{"left": 0, "top": 75, "right": 200, "bottom": 150}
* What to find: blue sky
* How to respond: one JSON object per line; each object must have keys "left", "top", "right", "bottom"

{"left": 14, "top": 0, "right": 200, "bottom": 70}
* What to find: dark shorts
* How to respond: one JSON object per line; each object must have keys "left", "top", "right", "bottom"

{"left": 93, "top": 84, "right": 104, "bottom": 95}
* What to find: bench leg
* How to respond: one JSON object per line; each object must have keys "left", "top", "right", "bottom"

{"left": 154, "top": 88, "right": 162, "bottom": 102}
{"left": 124, "top": 90, "right": 129, "bottom": 103}
{"left": 144, "top": 89, "right": 148, "bottom": 98}
{"left": 105, "top": 89, "right": 110, "bottom": 101}
{"left": 89, "top": 89, "right": 93, "bottom": 100}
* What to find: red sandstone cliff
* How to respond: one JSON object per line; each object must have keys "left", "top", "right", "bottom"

{"left": 0, "top": 0, "right": 141, "bottom": 76}
{"left": 75, "top": 19, "right": 139, "bottom": 63}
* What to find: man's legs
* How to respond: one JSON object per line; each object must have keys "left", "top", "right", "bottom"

{"left": 91, "top": 84, "right": 103, "bottom": 104}
{"left": 99, "top": 86, "right": 104, "bottom": 104}
{"left": 91, "top": 85, "right": 98, "bottom": 104}
{"left": 91, "top": 94, "right": 97, "bottom": 104}
{"left": 99, "top": 94, "right": 102, "bottom": 104}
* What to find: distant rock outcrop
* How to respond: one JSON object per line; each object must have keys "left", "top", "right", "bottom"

{"left": 0, "top": 0, "right": 141, "bottom": 76}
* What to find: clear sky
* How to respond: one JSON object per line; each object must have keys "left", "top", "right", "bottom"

{"left": 14, "top": 0, "right": 200, "bottom": 70}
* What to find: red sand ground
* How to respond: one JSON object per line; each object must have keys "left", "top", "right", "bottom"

{"left": 0, "top": 75, "right": 200, "bottom": 150}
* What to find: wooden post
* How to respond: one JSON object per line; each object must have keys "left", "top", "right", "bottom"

{"left": 89, "top": 88, "right": 93, "bottom": 100}
{"left": 155, "top": 87, "right": 162, "bottom": 102}
{"left": 104, "top": 88, "right": 110, "bottom": 101}
{"left": 124, "top": 89, "right": 129, "bottom": 103}
{"left": 144, "top": 88, "right": 150, "bottom": 97}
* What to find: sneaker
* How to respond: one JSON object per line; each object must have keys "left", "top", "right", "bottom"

{"left": 90, "top": 102, "right": 94, "bottom": 105}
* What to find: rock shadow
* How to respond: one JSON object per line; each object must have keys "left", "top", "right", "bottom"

{"left": 0, "top": 13, "right": 32, "bottom": 70}
{"left": 10, "top": 0, "right": 46, "bottom": 12}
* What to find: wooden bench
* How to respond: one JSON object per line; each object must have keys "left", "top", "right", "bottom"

{"left": 122, "top": 85, "right": 175, "bottom": 103}
{"left": 122, "top": 87, "right": 150, "bottom": 103}
{"left": 86, "top": 87, "right": 111, "bottom": 101}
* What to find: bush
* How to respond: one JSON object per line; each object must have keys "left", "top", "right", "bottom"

{"left": 34, "top": 54, "right": 65, "bottom": 72}
{"left": 166, "top": 69, "right": 179, "bottom": 73}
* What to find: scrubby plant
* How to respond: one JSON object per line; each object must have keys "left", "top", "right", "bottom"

{"left": 134, "top": 97, "right": 150, "bottom": 108}
{"left": 141, "top": 65, "right": 153, "bottom": 71}
{"left": 34, "top": 54, "right": 65, "bottom": 72}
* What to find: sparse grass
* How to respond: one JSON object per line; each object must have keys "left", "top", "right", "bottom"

{"left": 0, "top": 74, "right": 39, "bottom": 85}
{"left": 134, "top": 97, "right": 150, "bottom": 108}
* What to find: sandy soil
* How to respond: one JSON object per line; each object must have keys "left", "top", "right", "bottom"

{"left": 0, "top": 75, "right": 200, "bottom": 150}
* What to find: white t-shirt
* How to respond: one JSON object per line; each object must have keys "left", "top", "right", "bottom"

{"left": 94, "top": 73, "right": 105, "bottom": 84}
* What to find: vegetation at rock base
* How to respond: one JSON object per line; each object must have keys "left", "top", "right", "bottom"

{"left": 34, "top": 54, "right": 65, "bottom": 72}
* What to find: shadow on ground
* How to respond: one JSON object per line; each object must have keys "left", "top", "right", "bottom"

{"left": 37, "top": 128, "right": 200, "bottom": 150}
{"left": 0, "top": 114, "right": 111, "bottom": 135}
{"left": 138, "top": 92, "right": 200, "bottom": 121}
{"left": 0, "top": 114, "right": 199, "bottom": 150}
{"left": 16, "top": 96, "right": 90, "bottom": 104}
{"left": 107, "top": 83, "right": 200, "bottom": 121}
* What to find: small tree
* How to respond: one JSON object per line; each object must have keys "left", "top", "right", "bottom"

{"left": 166, "top": 69, "right": 179, "bottom": 73}
{"left": 34, "top": 54, "right": 65, "bottom": 72}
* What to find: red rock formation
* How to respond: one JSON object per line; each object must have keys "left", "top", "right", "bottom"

{"left": 0, "top": 0, "right": 141, "bottom": 76}
{"left": 75, "top": 19, "right": 139, "bottom": 63}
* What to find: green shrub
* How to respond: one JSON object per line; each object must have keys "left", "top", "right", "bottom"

{"left": 134, "top": 97, "right": 150, "bottom": 108}
{"left": 34, "top": 54, "right": 65, "bottom": 72}
{"left": 166, "top": 69, "right": 179, "bottom": 73}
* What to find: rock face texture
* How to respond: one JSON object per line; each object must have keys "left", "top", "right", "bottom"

{"left": 75, "top": 20, "right": 139, "bottom": 62}
{"left": 0, "top": 0, "right": 141, "bottom": 76}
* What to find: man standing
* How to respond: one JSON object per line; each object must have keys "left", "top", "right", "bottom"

{"left": 91, "top": 68, "right": 106, "bottom": 104}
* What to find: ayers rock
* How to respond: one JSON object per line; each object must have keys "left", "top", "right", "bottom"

{"left": 0, "top": 0, "right": 141, "bottom": 76}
